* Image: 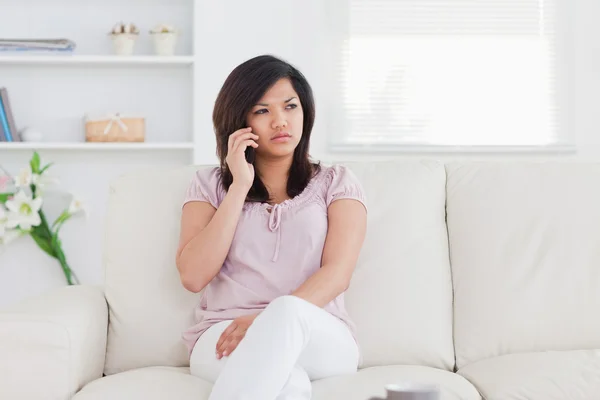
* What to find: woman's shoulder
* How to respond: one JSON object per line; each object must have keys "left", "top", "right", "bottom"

{"left": 317, "top": 163, "right": 363, "bottom": 188}
{"left": 316, "top": 163, "right": 367, "bottom": 209}
{"left": 183, "top": 166, "right": 225, "bottom": 208}
{"left": 193, "top": 166, "right": 222, "bottom": 183}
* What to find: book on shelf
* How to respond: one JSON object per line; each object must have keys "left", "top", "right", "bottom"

{"left": 0, "top": 87, "right": 20, "bottom": 142}
{"left": 0, "top": 38, "right": 76, "bottom": 52}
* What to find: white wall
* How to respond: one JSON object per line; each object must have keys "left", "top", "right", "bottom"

{"left": 1, "top": 0, "right": 598, "bottom": 307}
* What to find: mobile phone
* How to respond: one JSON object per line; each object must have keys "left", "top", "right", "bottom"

{"left": 243, "top": 121, "right": 256, "bottom": 164}
{"left": 245, "top": 146, "right": 255, "bottom": 164}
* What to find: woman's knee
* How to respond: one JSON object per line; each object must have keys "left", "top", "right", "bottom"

{"left": 263, "top": 295, "right": 309, "bottom": 319}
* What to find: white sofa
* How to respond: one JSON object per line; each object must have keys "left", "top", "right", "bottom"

{"left": 2, "top": 160, "right": 600, "bottom": 400}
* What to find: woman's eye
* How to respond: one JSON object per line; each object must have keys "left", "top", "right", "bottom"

{"left": 254, "top": 109, "right": 268, "bottom": 115}
{"left": 286, "top": 104, "right": 298, "bottom": 110}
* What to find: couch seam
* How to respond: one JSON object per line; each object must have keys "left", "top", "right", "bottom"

{"left": 443, "top": 163, "right": 459, "bottom": 374}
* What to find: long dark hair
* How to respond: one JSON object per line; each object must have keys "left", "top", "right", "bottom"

{"left": 212, "top": 54, "right": 320, "bottom": 203}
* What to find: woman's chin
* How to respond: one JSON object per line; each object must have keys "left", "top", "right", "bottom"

{"left": 261, "top": 143, "right": 298, "bottom": 158}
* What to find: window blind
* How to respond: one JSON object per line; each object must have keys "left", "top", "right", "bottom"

{"left": 330, "top": 0, "right": 559, "bottom": 150}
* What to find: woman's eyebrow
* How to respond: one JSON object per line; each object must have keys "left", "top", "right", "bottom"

{"left": 255, "top": 97, "right": 297, "bottom": 107}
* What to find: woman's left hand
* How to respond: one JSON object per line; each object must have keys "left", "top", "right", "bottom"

{"left": 216, "top": 313, "right": 259, "bottom": 359}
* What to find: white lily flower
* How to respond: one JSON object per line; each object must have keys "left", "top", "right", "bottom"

{"left": 0, "top": 205, "right": 7, "bottom": 238}
{"left": 33, "top": 173, "right": 60, "bottom": 189}
{"left": 5, "top": 190, "right": 43, "bottom": 231}
{"left": 0, "top": 228, "right": 22, "bottom": 246}
{"left": 14, "top": 167, "right": 33, "bottom": 188}
{"left": 32, "top": 173, "right": 60, "bottom": 197}
{"left": 68, "top": 195, "right": 88, "bottom": 218}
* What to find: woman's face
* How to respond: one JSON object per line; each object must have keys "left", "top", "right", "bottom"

{"left": 246, "top": 78, "right": 303, "bottom": 160}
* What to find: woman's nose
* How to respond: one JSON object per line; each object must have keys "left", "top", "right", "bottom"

{"left": 271, "top": 110, "right": 288, "bottom": 130}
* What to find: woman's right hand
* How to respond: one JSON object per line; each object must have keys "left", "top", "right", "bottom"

{"left": 225, "top": 127, "right": 259, "bottom": 190}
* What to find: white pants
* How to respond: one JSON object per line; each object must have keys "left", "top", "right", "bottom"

{"left": 190, "top": 295, "right": 359, "bottom": 400}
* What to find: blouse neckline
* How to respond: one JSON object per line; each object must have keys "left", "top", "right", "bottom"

{"left": 241, "top": 166, "right": 329, "bottom": 213}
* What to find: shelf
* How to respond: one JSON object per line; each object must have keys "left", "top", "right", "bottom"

{"left": 0, "top": 55, "right": 195, "bottom": 66}
{"left": 0, "top": 142, "right": 194, "bottom": 150}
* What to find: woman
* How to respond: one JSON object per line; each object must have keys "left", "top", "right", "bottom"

{"left": 176, "top": 54, "right": 367, "bottom": 400}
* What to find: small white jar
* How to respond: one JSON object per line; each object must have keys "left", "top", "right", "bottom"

{"left": 111, "top": 33, "right": 138, "bottom": 56}
{"left": 19, "top": 127, "right": 43, "bottom": 142}
{"left": 151, "top": 32, "right": 178, "bottom": 56}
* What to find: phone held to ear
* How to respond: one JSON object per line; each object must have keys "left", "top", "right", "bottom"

{"left": 245, "top": 146, "right": 255, "bottom": 164}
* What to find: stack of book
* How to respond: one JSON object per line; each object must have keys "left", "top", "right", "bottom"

{"left": 0, "top": 38, "right": 76, "bottom": 53}
{"left": 0, "top": 88, "right": 20, "bottom": 142}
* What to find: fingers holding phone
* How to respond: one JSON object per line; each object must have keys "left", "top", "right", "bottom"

{"left": 226, "top": 127, "right": 259, "bottom": 190}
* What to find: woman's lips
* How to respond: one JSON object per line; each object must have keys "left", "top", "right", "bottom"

{"left": 271, "top": 132, "right": 291, "bottom": 142}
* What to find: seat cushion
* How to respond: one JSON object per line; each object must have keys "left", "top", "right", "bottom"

{"left": 313, "top": 365, "right": 481, "bottom": 400}
{"left": 457, "top": 349, "right": 600, "bottom": 399}
{"left": 73, "top": 364, "right": 480, "bottom": 400}
{"left": 72, "top": 367, "right": 212, "bottom": 400}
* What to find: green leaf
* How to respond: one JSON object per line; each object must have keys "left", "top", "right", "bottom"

{"left": 37, "top": 210, "right": 54, "bottom": 238}
{"left": 51, "top": 231, "right": 59, "bottom": 248}
{"left": 52, "top": 223, "right": 66, "bottom": 245}
{"left": 40, "top": 162, "right": 54, "bottom": 174}
{"left": 31, "top": 222, "right": 52, "bottom": 240}
{"left": 30, "top": 152, "right": 41, "bottom": 174}
{"left": 0, "top": 193, "right": 14, "bottom": 204}
{"left": 30, "top": 232, "right": 55, "bottom": 259}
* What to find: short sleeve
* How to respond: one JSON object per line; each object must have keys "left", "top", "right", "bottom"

{"left": 325, "top": 165, "right": 367, "bottom": 212}
{"left": 182, "top": 167, "right": 224, "bottom": 209}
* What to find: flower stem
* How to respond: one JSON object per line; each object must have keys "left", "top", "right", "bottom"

{"left": 37, "top": 209, "right": 79, "bottom": 285}
{"left": 55, "top": 244, "right": 79, "bottom": 285}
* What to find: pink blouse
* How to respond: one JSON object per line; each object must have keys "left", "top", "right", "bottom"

{"left": 181, "top": 164, "right": 367, "bottom": 356}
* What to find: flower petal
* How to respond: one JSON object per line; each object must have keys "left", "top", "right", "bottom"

{"left": 30, "top": 197, "right": 43, "bottom": 212}
{"left": 5, "top": 213, "right": 19, "bottom": 229}
{"left": 5, "top": 200, "right": 18, "bottom": 213}
{"left": 13, "top": 190, "right": 29, "bottom": 203}
{"left": 0, "top": 229, "right": 22, "bottom": 245}
{"left": 29, "top": 213, "right": 41, "bottom": 227}
{"left": 15, "top": 167, "right": 32, "bottom": 187}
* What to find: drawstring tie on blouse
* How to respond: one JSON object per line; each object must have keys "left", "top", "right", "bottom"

{"left": 268, "top": 204, "right": 282, "bottom": 262}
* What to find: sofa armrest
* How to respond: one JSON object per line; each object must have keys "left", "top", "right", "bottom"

{"left": 0, "top": 285, "right": 108, "bottom": 400}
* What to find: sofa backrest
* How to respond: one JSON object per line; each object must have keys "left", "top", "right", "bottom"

{"left": 446, "top": 161, "right": 600, "bottom": 369}
{"left": 342, "top": 160, "right": 455, "bottom": 370}
{"left": 103, "top": 165, "right": 201, "bottom": 375}
{"left": 102, "top": 160, "right": 456, "bottom": 375}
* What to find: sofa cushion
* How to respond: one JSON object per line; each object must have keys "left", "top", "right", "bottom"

{"left": 103, "top": 160, "right": 455, "bottom": 374}
{"left": 313, "top": 365, "right": 481, "bottom": 400}
{"left": 446, "top": 162, "right": 600, "bottom": 369}
{"left": 103, "top": 166, "right": 202, "bottom": 375}
{"left": 71, "top": 365, "right": 481, "bottom": 400}
{"left": 457, "top": 349, "right": 600, "bottom": 399}
{"left": 341, "top": 160, "right": 454, "bottom": 370}
{"left": 72, "top": 367, "right": 212, "bottom": 399}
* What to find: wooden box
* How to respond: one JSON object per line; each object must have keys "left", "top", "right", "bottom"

{"left": 84, "top": 113, "right": 145, "bottom": 142}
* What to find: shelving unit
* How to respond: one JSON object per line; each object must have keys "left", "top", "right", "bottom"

{"left": 0, "top": 142, "right": 194, "bottom": 150}
{"left": 0, "top": 55, "right": 195, "bottom": 66}
{"left": 0, "top": 0, "right": 200, "bottom": 162}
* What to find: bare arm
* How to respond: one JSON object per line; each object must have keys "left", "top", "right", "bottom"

{"left": 176, "top": 182, "right": 249, "bottom": 292}
{"left": 292, "top": 199, "right": 367, "bottom": 306}
{"left": 176, "top": 127, "right": 259, "bottom": 293}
